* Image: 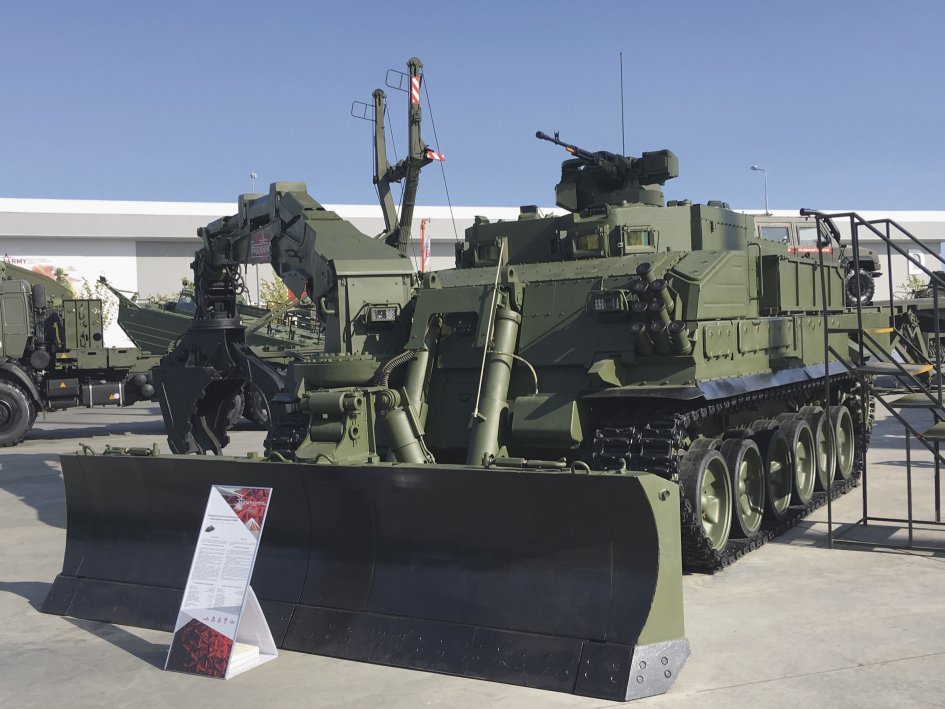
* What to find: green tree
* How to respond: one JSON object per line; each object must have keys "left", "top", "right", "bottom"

{"left": 895, "top": 274, "right": 927, "bottom": 299}
{"left": 54, "top": 267, "right": 74, "bottom": 296}
{"left": 77, "top": 278, "right": 118, "bottom": 328}
{"left": 259, "top": 277, "right": 291, "bottom": 309}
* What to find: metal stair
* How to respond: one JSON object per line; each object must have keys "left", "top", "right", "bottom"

{"left": 807, "top": 209, "right": 945, "bottom": 552}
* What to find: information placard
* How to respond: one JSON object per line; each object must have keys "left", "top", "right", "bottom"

{"left": 165, "top": 485, "right": 277, "bottom": 679}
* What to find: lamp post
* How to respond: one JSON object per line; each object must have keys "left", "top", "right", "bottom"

{"left": 250, "top": 172, "right": 259, "bottom": 303}
{"left": 750, "top": 165, "right": 769, "bottom": 215}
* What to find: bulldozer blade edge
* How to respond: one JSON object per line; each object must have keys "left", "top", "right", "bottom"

{"left": 43, "top": 454, "right": 689, "bottom": 701}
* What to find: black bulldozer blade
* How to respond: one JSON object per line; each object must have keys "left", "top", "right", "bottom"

{"left": 43, "top": 454, "right": 688, "bottom": 701}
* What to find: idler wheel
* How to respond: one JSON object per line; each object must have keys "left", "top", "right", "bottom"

{"left": 832, "top": 405, "right": 856, "bottom": 481}
{"left": 752, "top": 428, "right": 793, "bottom": 520}
{"left": 720, "top": 437, "right": 765, "bottom": 538}
{"left": 781, "top": 418, "right": 816, "bottom": 505}
{"left": 679, "top": 447, "right": 733, "bottom": 551}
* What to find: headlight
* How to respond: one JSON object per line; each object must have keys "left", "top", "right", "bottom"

{"left": 587, "top": 290, "right": 628, "bottom": 314}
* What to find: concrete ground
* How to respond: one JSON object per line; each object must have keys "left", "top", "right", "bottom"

{"left": 2, "top": 403, "right": 945, "bottom": 708}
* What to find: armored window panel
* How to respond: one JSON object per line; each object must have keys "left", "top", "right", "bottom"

{"left": 759, "top": 226, "right": 790, "bottom": 244}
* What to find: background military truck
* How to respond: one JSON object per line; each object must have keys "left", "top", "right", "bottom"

{"left": 753, "top": 213, "right": 882, "bottom": 305}
{"left": 0, "top": 261, "right": 158, "bottom": 446}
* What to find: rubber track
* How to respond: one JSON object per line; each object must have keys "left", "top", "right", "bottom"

{"left": 594, "top": 373, "right": 874, "bottom": 572}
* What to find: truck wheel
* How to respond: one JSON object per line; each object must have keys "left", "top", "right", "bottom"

{"left": 0, "top": 382, "right": 33, "bottom": 447}
{"left": 242, "top": 385, "right": 270, "bottom": 429}
{"left": 845, "top": 268, "right": 875, "bottom": 305}
{"left": 223, "top": 391, "right": 245, "bottom": 430}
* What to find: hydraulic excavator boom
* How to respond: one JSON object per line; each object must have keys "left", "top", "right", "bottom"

{"left": 155, "top": 183, "right": 416, "bottom": 453}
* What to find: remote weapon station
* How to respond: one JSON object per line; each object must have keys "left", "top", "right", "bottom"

{"left": 43, "top": 61, "right": 885, "bottom": 701}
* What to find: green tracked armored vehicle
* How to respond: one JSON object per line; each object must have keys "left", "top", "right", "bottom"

{"left": 262, "top": 131, "right": 887, "bottom": 569}
{"left": 42, "top": 93, "right": 891, "bottom": 700}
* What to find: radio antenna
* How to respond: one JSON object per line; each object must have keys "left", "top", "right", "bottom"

{"left": 619, "top": 51, "right": 626, "bottom": 155}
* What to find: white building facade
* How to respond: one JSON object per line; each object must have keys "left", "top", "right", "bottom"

{"left": 1, "top": 198, "right": 942, "bottom": 346}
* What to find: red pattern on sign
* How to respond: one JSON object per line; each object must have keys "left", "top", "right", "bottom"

{"left": 166, "top": 619, "right": 234, "bottom": 678}
{"left": 410, "top": 75, "right": 421, "bottom": 105}
{"left": 425, "top": 149, "right": 445, "bottom": 161}
{"left": 250, "top": 232, "right": 271, "bottom": 264}
{"left": 220, "top": 487, "right": 270, "bottom": 529}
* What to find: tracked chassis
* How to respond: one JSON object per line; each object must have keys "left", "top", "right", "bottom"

{"left": 594, "top": 372, "right": 873, "bottom": 570}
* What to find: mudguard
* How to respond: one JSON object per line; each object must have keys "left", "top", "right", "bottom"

{"left": 43, "top": 453, "right": 689, "bottom": 701}
{"left": 0, "top": 360, "right": 42, "bottom": 406}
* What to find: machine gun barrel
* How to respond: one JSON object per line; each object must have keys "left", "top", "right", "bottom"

{"left": 536, "top": 130, "right": 599, "bottom": 163}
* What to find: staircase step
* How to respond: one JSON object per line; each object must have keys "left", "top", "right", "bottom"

{"left": 889, "top": 393, "right": 943, "bottom": 409}
{"left": 829, "top": 326, "right": 894, "bottom": 334}
{"left": 920, "top": 422, "right": 945, "bottom": 442}
{"left": 857, "top": 361, "right": 933, "bottom": 376}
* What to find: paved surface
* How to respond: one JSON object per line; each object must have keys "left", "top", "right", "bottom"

{"left": 2, "top": 403, "right": 945, "bottom": 708}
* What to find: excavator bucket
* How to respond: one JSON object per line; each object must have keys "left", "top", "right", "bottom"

{"left": 43, "top": 453, "right": 689, "bottom": 701}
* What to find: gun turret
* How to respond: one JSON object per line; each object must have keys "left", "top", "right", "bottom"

{"left": 537, "top": 130, "right": 679, "bottom": 212}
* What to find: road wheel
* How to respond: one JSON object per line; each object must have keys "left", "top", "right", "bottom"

{"left": 721, "top": 437, "right": 764, "bottom": 538}
{"left": 782, "top": 418, "right": 816, "bottom": 505}
{"left": 801, "top": 409, "right": 836, "bottom": 491}
{"left": 832, "top": 405, "right": 856, "bottom": 480}
{"left": 845, "top": 268, "right": 875, "bottom": 305}
{"left": 679, "top": 447, "right": 733, "bottom": 551}
{"left": 753, "top": 428, "right": 793, "bottom": 520}
{"left": 0, "top": 381, "right": 34, "bottom": 447}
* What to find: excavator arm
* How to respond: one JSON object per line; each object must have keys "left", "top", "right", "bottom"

{"left": 154, "top": 181, "right": 416, "bottom": 454}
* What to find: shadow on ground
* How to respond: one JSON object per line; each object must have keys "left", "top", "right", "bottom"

{"left": 0, "top": 579, "right": 52, "bottom": 611}
{"left": 64, "top": 617, "right": 168, "bottom": 668}
{"left": 28, "top": 420, "right": 167, "bottom": 441}
{"left": 0, "top": 454, "right": 66, "bottom": 528}
{"left": 770, "top": 518, "right": 945, "bottom": 561}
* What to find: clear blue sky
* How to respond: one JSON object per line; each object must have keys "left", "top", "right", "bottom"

{"left": 3, "top": 0, "right": 943, "bottom": 211}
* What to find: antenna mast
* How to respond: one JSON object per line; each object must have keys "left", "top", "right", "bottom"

{"left": 619, "top": 52, "right": 626, "bottom": 155}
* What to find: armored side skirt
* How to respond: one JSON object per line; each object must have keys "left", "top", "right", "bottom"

{"left": 43, "top": 454, "right": 688, "bottom": 701}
